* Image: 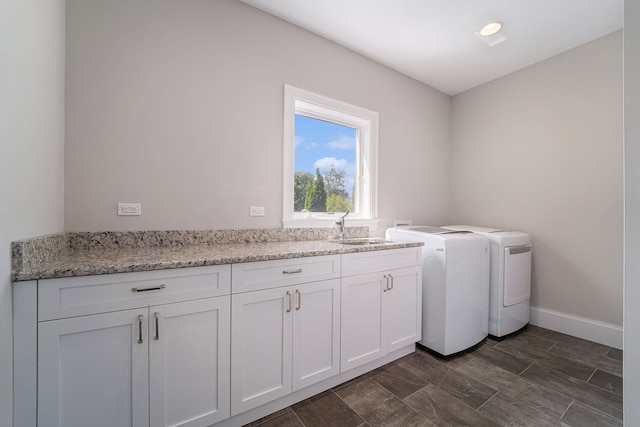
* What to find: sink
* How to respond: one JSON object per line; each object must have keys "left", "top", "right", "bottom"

{"left": 334, "top": 238, "right": 392, "bottom": 245}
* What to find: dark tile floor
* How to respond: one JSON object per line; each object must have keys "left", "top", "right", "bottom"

{"left": 245, "top": 325, "right": 623, "bottom": 427}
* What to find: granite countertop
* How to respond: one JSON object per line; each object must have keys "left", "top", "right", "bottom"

{"left": 11, "top": 227, "right": 422, "bottom": 282}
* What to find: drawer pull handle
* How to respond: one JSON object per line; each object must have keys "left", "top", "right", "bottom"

{"left": 282, "top": 269, "right": 303, "bottom": 275}
{"left": 286, "top": 291, "right": 292, "bottom": 313}
{"left": 132, "top": 284, "right": 166, "bottom": 293}
{"left": 295, "top": 289, "right": 301, "bottom": 311}
{"left": 389, "top": 274, "right": 394, "bottom": 291}
{"left": 137, "top": 314, "right": 144, "bottom": 344}
{"left": 383, "top": 275, "right": 389, "bottom": 292}
{"left": 154, "top": 312, "right": 160, "bottom": 341}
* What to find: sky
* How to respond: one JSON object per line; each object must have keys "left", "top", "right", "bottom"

{"left": 295, "top": 114, "right": 356, "bottom": 194}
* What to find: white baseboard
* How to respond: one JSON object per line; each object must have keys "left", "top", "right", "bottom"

{"left": 529, "top": 307, "right": 623, "bottom": 350}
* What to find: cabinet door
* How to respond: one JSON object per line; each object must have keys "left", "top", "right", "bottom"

{"left": 340, "top": 272, "right": 385, "bottom": 371}
{"left": 231, "top": 287, "right": 293, "bottom": 415}
{"left": 38, "top": 309, "right": 149, "bottom": 427}
{"left": 382, "top": 266, "right": 422, "bottom": 353}
{"left": 149, "top": 297, "right": 230, "bottom": 427}
{"left": 292, "top": 279, "right": 340, "bottom": 391}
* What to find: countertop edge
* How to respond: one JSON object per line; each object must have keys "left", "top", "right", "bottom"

{"left": 12, "top": 241, "right": 423, "bottom": 282}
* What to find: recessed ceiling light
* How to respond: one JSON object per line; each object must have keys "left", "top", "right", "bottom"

{"left": 479, "top": 21, "right": 503, "bottom": 37}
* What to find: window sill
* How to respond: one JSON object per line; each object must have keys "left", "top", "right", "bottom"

{"left": 282, "top": 218, "right": 379, "bottom": 231}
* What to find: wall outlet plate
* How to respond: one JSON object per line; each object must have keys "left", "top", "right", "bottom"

{"left": 118, "top": 203, "right": 141, "bottom": 216}
{"left": 249, "top": 206, "right": 265, "bottom": 217}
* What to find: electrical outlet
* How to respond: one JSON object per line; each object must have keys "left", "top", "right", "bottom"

{"left": 249, "top": 206, "right": 265, "bottom": 217}
{"left": 118, "top": 203, "right": 141, "bottom": 216}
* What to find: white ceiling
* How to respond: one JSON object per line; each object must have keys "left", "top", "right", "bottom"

{"left": 240, "top": 0, "right": 624, "bottom": 95}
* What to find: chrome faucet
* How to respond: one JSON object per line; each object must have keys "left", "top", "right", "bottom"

{"left": 335, "top": 210, "right": 349, "bottom": 240}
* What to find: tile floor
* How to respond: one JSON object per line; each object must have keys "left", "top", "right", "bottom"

{"left": 245, "top": 325, "right": 623, "bottom": 427}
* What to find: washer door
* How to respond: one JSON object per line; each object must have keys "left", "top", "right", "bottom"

{"left": 503, "top": 244, "right": 531, "bottom": 306}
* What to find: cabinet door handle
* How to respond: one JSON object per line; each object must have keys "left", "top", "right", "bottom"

{"left": 286, "top": 291, "right": 292, "bottom": 313}
{"left": 137, "top": 314, "right": 144, "bottom": 344}
{"left": 154, "top": 312, "right": 160, "bottom": 341}
{"left": 295, "top": 289, "right": 301, "bottom": 311}
{"left": 383, "top": 275, "right": 388, "bottom": 292}
{"left": 389, "top": 274, "right": 394, "bottom": 291}
{"left": 132, "top": 284, "right": 166, "bottom": 293}
{"left": 282, "top": 269, "right": 302, "bottom": 275}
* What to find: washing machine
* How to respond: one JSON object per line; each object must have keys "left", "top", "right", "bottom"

{"left": 443, "top": 225, "right": 531, "bottom": 337}
{"left": 385, "top": 226, "right": 490, "bottom": 356}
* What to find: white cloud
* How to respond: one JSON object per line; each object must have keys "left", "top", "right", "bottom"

{"left": 327, "top": 135, "right": 355, "bottom": 150}
{"left": 295, "top": 135, "right": 304, "bottom": 149}
{"left": 314, "top": 157, "right": 348, "bottom": 171}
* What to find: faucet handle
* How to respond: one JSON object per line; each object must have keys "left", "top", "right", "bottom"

{"left": 336, "top": 210, "right": 349, "bottom": 225}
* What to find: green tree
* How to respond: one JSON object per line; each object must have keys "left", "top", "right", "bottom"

{"left": 323, "top": 165, "right": 351, "bottom": 212}
{"left": 324, "top": 165, "right": 350, "bottom": 200}
{"left": 304, "top": 168, "right": 327, "bottom": 212}
{"left": 326, "top": 193, "right": 352, "bottom": 212}
{"left": 294, "top": 171, "right": 314, "bottom": 211}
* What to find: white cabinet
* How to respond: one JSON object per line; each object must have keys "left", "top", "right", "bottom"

{"left": 341, "top": 272, "right": 385, "bottom": 369}
{"left": 38, "top": 309, "right": 150, "bottom": 427}
{"left": 292, "top": 279, "right": 340, "bottom": 390}
{"left": 14, "top": 246, "right": 423, "bottom": 427}
{"left": 230, "top": 286, "right": 292, "bottom": 415}
{"left": 230, "top": 256, "right": 341, "bottom": 415}
{"left": 382, "top": 266, "right": 422, "bottom": 352}
{"left": 341, "top": 247, "right": 422, "bottom": 372}
{"left": 35, "top": 266, "right": 231, "bottom": 427}
{"left": 149, "top": 298, "right": 230, "bottom": 427}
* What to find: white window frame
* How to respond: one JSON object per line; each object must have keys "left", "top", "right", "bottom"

{"left": 283, "top": 84, "right": 379, "bottom": 229}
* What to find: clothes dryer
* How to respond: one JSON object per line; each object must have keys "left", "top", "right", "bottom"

{"left": 385, "top": 226, "right": 490, "bottom": 355}
{"left": 443, "top": 225, "right": 531, "bottom": 337}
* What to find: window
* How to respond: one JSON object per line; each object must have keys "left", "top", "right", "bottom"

{"left": 283, "top": 85, "right": 378, "bottom": 228}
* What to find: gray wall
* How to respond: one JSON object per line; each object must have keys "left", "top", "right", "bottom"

{"left": 2, "top": 1, "right": 629, "bottom": 423}
{"left": 450, "top": 31, "right": 623, "bottom": 327}
{"left": 625, "top": 0, "right": 640, "bottom": 423}
{"left": 0, "top": 1, "right": 66, "bottom": 424}
{"left": 64, "top": 0, "right": 452, "bottom": 233}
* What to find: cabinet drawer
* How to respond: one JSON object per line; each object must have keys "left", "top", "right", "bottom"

{"left": 38, "top": 265, "right": 231, "bottom": 321}
{"left": 232, "top": 255, "right": 341, "bottom": 293}
{"left": 342, "top": 247, "right": 421, "bottom": 277}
